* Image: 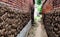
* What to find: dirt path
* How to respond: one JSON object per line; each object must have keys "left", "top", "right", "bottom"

{"left": 27, "top": 21, "right": 48, "bottom": 37}
{"left": 35, "top": 21, "right": 47, "bottom": 37}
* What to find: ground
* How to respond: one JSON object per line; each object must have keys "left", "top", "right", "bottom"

{"left": 27, "top": 21, "right": 48, "bottom": 37}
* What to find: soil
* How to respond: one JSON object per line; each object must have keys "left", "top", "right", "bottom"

{"left": 0, "top": 3, "right": 30, "bottom": 37}
{"left": 27, "top": 21, "right": 47, "bottom": 37}
{"left": 43, "top": 8, "right": 60, "bottom": 37}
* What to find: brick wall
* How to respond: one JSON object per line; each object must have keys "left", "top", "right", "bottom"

{"left": 42, "top": 0, "right": 60, "bottom": 14}
{"left": 0, "top": 0, "right": 33, "bottom": 13}
{"left": 42, "top": 0, "right": 53, "bottom": 13}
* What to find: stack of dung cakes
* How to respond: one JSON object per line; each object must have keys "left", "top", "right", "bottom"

{"left": 0, "top": 2, "right": 31, "bottom": 37}
{"left": 43, "top": 8, "right": 60, "bottom": 37}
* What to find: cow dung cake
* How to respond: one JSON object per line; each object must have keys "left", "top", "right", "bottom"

{"left": 0, "top": 3, "right": 30, "bottom": 37}
{"left": 43, "top": 8, "right": 60, "bottom": 37}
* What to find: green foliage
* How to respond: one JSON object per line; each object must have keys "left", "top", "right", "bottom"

{"left": 37, "top": 0, "right": 42, "bottom": 5}
{"left": 37, "top": 4, "right": 42, "bottom": 13}
{"left": 37, "top": 6, "right": 42, "bottom": 13}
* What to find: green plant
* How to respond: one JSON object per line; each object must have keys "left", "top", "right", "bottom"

{"left": 36, "top": 0, "right": 42, "bottom": 5}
